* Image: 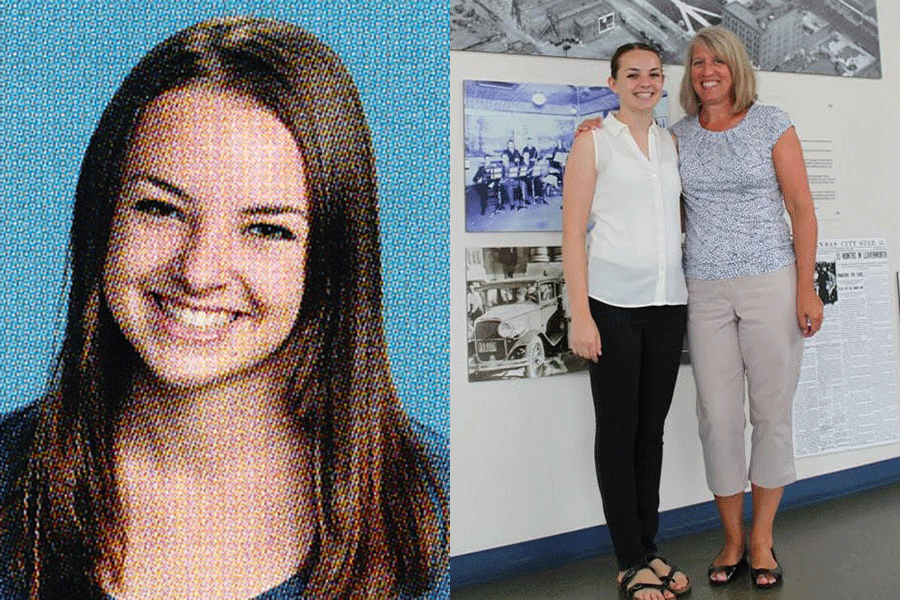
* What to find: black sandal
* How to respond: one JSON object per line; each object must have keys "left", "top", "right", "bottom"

{"left": 750, "top": 548, "right": 783, "bottom": 589}
{"left": 645, "top": 554, "right": 692, "bottom": 596}
{"left": 707, "top": 550, "right": 747, "bottom": 586}
{"left": 619, "top": 564, "right": 670, "bottom": 600}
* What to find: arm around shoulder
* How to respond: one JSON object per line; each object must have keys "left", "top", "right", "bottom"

{"left": 575, "top": 116, "right": 604, "bottom": 137}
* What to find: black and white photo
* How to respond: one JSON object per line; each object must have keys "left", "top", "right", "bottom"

{"left": 815, "top": 260, "right": 839, "bottom": 304}
{"left": 451, "top": 0, "right": 881, "bottom": 78}
{"left": 466, "top": 246, "right": 588, "bottom": 381}
{"left": 464, "top": 80, "right": 669, "bottom": 232}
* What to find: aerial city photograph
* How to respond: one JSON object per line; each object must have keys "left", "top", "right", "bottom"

{"left": 450, "top": 0, "right": 881, "bottom": 78}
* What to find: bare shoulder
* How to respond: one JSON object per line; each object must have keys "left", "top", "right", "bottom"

{"left": 568, "top": 129, "right": 595, "bottom": 162}
{"left": 571, "top": 128, "right": 593, "bottom": 150}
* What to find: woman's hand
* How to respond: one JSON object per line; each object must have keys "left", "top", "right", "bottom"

{"left": 569, "top": 313, "right": 602, "bottom": 362}
{"left": 796, "top": 287, "right": 823, "bottom": 337}
{"left": 575, "top": 117, "right": 604, "bottom": 137}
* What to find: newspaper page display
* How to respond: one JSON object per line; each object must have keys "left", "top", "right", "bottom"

{"left": 793, "top": 239, "right": 900, "bottom": 458}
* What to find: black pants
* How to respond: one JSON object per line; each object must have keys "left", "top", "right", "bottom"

{"left": 587, "top": 299, "right": 687, "bottom": 570}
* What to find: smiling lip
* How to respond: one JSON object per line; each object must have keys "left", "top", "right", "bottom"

{"left": 150, "top": 294, "right": 243, "bottom": 342}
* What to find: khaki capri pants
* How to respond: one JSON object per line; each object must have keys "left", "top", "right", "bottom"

{"left": 687, "top": 264, "right": 804, "bottom": 496}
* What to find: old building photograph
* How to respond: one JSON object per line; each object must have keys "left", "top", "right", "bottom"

{"left": 450, "top": 0, "right": 881, "bottom": 78}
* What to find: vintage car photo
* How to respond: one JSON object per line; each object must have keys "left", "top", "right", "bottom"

{"left": 466, "top": 246, "right": 588, "bottom": 381}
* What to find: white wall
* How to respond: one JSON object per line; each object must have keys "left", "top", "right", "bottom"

{"left": 450, "top": 0, "right": 900, "bottom": 557}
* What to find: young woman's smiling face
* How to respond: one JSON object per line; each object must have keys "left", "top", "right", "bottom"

{"left": 103, "top": 86, "right": 309, "bottom": 390}
{"left": 609, "top": 49, "right": 664, "bottom": 112}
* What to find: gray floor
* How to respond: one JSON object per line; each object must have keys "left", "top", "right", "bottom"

{"left": 453, "top": 481, "right": 900, "bottom": 600}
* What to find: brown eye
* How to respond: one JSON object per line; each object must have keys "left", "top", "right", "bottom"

{"left": 247, "top": 223, "right": 297, "bottom": 241}
{"left": 133, "top": 199, "right": 181, "bottom": 219}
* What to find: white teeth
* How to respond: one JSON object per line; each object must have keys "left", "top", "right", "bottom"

{"left": 702, "top": 81, "right": 718, "bottom": 88}
{"left": 163, "top": 302, "right": 234, "bottom": 328}
{"left": 635, "top": 92, "right": 653, "bottom": 98}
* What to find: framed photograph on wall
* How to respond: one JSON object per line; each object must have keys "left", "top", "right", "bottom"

{"left": 463, "top": 79, "right": 668, "bottom": 232}
{"left": 465, "top": 245, "right": 588, "bottom": 381}
{"left": 450, "top": 1, "right": 882, "bottom": 79}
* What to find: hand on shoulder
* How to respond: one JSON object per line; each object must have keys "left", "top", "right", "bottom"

{"left": 575, "top": 116, "right": 604, "bottom": 137}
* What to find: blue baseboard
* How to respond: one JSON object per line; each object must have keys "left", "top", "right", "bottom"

{"left": 450, "top": 456, "right": 900, "bottom": 589}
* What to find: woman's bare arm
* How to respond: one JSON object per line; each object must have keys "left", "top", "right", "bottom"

{"left": 773, "top": 126, "right": 823, "bottom": 338}
{"left": 562, "top": 131, "right": 602, "bottom": 361}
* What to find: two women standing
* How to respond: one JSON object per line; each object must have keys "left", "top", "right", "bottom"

{"left": 564, "top": 26, "right": 821, "bottom": 597}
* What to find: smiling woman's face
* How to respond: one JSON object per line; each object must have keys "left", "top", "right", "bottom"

{"left": 690, "top": 42, "right": 734, "bottom": 107}
{"left": 103, "top": 86, "right": 309, "bottom": 390}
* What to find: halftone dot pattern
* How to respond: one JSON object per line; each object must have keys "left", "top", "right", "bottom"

{"left": 1, "top": 7, "right": 449, "bottom": 599}
{"left": 0, "top": 0, "right": 448, "bottom": 437}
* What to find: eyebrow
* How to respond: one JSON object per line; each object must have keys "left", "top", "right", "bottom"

{"left": 128, "top": 173, "right": 194, "bottom": 202}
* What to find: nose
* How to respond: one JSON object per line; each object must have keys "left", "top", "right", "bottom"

{"left": 172, "top": 221, "right": 233, "bottom": 294}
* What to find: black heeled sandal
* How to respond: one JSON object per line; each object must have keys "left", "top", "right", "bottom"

{"left": 707, "top": 550, "right": 747, "bottom": 586}
{"left": 750, "top": 548, "right": 783, "bottom": 589}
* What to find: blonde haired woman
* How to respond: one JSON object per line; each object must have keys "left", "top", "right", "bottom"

{"left": 671, "top": 26, "right": 821, "bottom": 589}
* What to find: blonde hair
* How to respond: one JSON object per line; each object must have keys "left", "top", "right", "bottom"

{"left": 679, "top": 26, "right": 757, "bottom": 116}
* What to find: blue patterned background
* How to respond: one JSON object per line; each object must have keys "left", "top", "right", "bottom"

{"left": 0, "top": 0, "right": 449, "bottom": 436}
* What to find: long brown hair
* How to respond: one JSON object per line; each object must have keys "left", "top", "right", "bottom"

{"left": 10, "top": 16, "right": 446, "bottom": 598}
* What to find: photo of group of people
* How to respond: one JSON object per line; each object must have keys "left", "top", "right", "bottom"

{"left": 463, "top": 79, "right": 668, "bottom": 232}
{"left": 470, "top": 137, "right": 565, "bottom": 209}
